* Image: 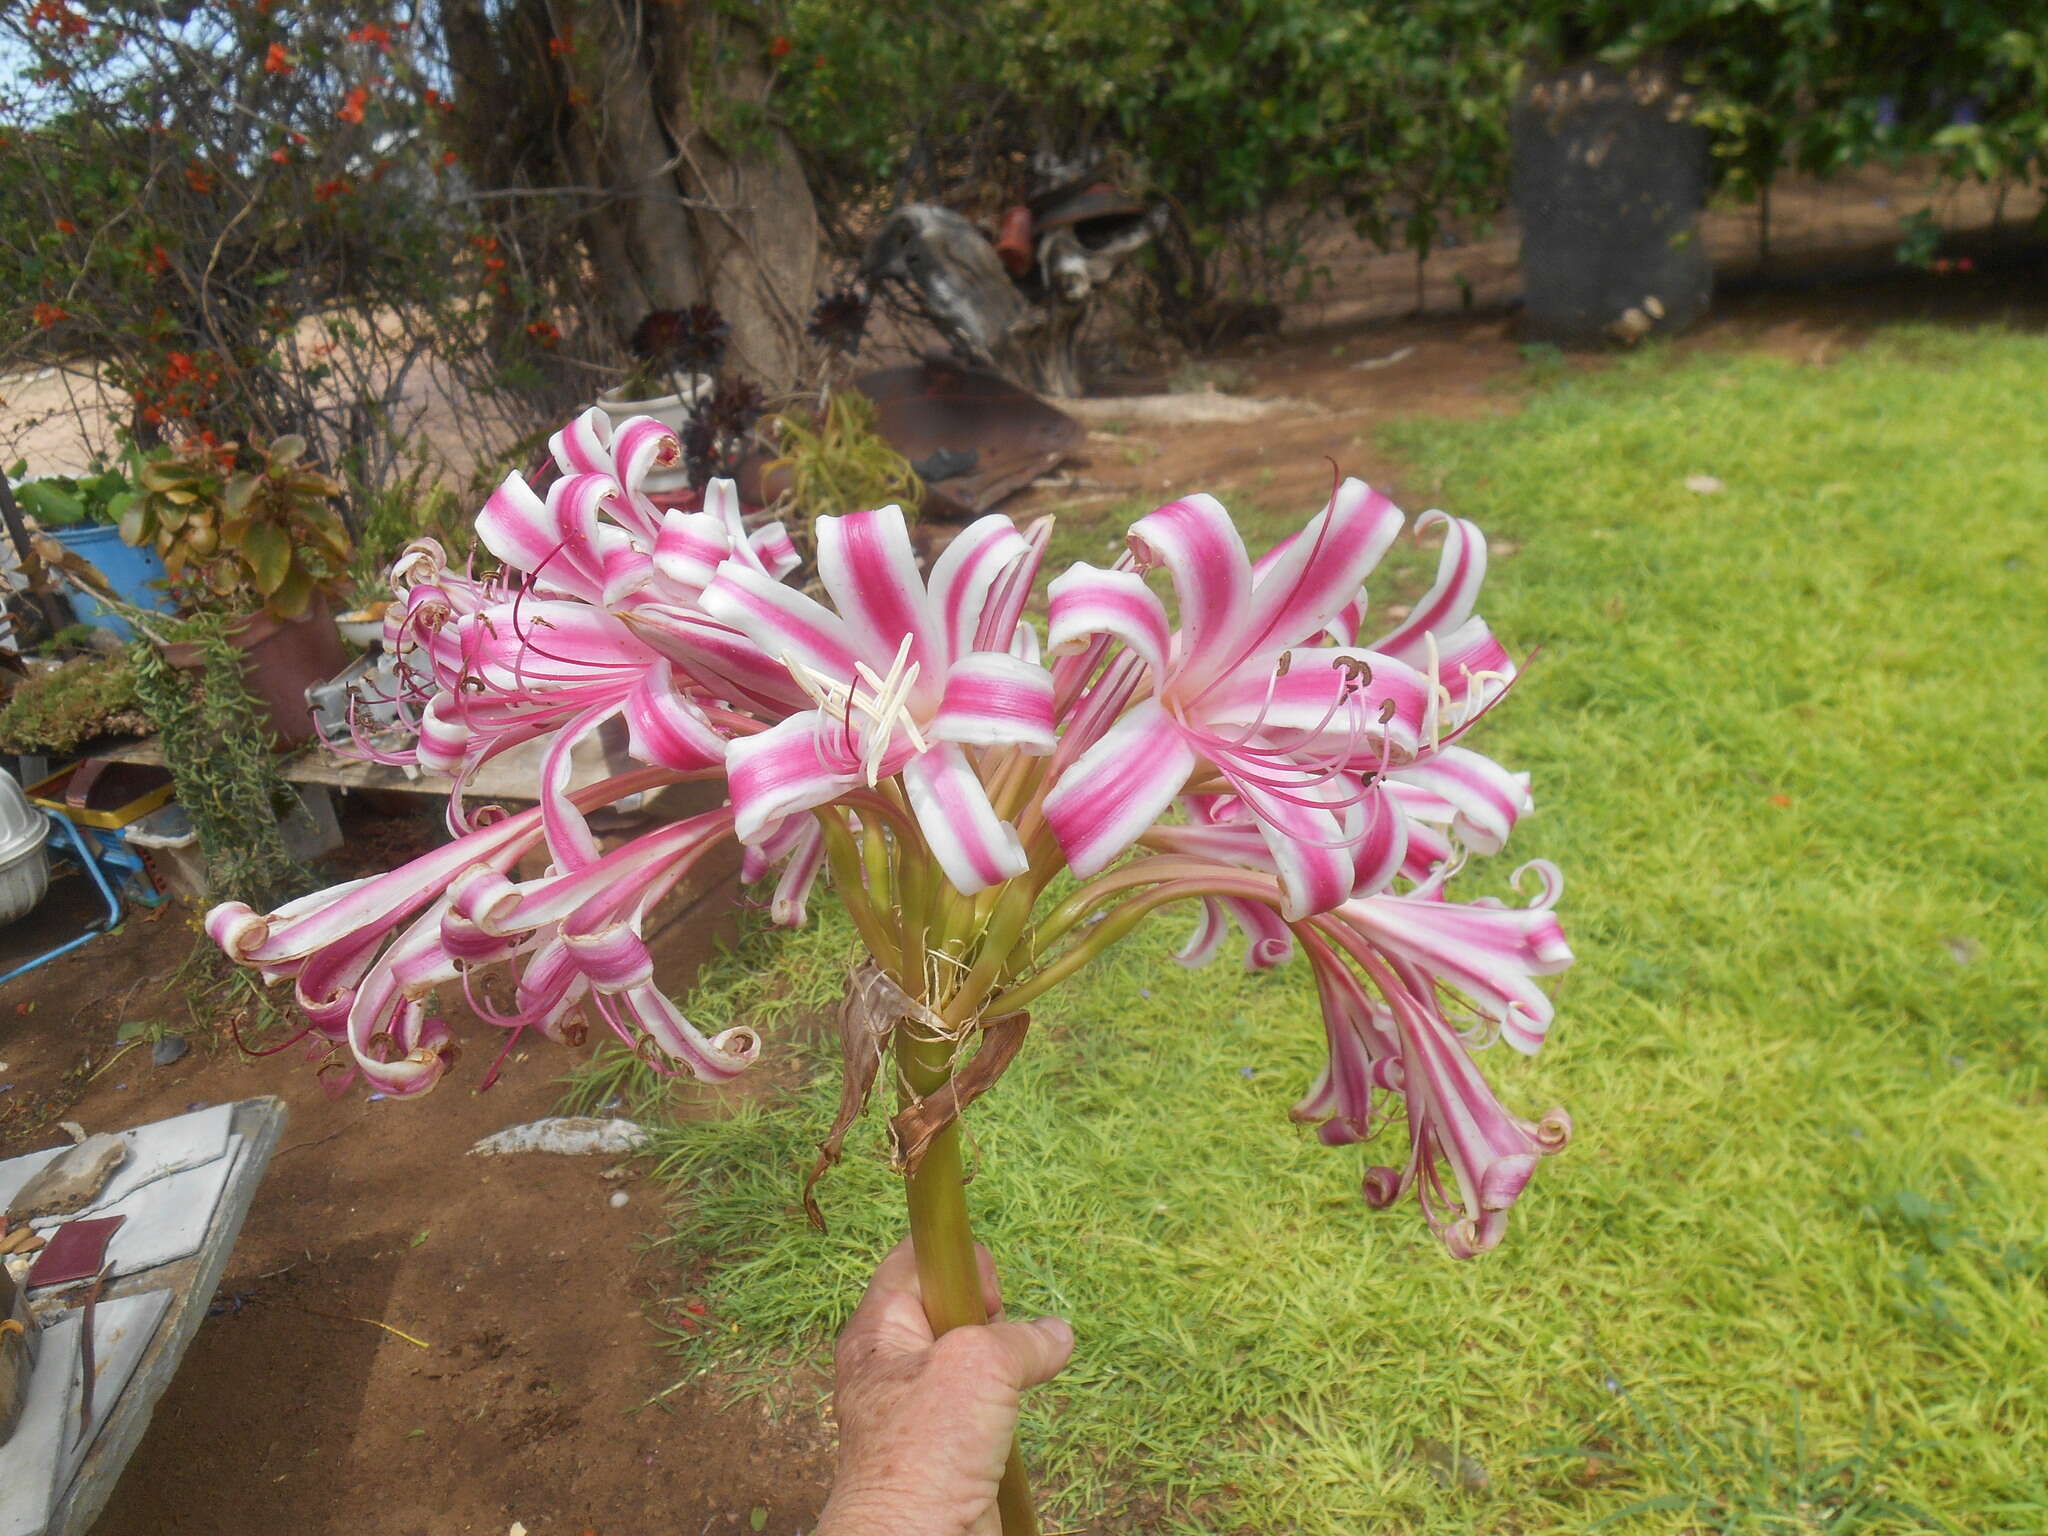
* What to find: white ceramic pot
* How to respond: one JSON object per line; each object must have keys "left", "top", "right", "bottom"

{"left": 335, "top": 605, "right": 389, "bottom": 649}
{"left": 0, "top": 770, "right": 52, "bottom": 926}
{"left": 595, "top": 377, "right": 710, "bottom": 494}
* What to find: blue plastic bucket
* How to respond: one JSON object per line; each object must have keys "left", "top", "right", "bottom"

{"left": 44, "top": 522, "right": 174, "bottom": 641}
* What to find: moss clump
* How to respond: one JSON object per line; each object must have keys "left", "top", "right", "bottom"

{"left": 0, "top": 653, "right": 151, "bottom": 754}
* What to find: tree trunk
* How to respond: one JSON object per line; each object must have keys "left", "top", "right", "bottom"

{"left": 442, "top": 0, "right": 819, "bottom": 391}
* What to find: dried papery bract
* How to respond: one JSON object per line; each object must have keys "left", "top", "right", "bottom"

{"left": 208, "top": 404, "right": 1574, "bottom": 1534}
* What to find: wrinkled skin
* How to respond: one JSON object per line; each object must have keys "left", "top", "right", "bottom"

{"left": 816, "top": 1240, "right": 1074, "bottom": 1536}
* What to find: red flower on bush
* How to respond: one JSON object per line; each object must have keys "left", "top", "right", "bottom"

{"left": 264, "top": 42, "right": 293, "bottom": 74}
{"left": 28, "top": 1, "right": 88, "bottom": 38}
{"left": 547, "top": 30, "right": 575, "bottom": 57}
{"left": 145, "top": 245, "right": 171, "bottom": 275}
{"left": 441, "top": 149, "right": 459, "bottom": 168}
{"left": 32, "top": 301, "right": 67, "bottom": 329}
{"left": 314, "top": 177, "right": 355, "bottom": 203}
{"left": 526, "top": 320, "right": 560, "bottom": 345}
{"left": 54, "top": 218, "right": 77, "bottom": 235}
{"left": 769, "top": 35, "right": 792, "bottom": 58}
{"left": 185, "top": 165, "right": 215, "bottom": 195}
{"left": 347, "top": 23, "right": 391, "bottom": 51}
{"left": 337, "top": 87, "right": 369, "bottom": 125}
{"left": 270, "top": 147, "right": 291, "bottom": 165}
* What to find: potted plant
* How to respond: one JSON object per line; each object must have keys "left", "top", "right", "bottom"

{"left": 593, "top": 305, "right": 730, "bottom": 491}
{"left": 119, "top": 434, "right": 351, "bottom": 747}
{"left": 6, "top": 458, "right": 174, "bottom": 640}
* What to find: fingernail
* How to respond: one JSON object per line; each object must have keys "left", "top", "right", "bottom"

{"left": 1038, "top": 1315, "right": 1074, "bottom": 1349}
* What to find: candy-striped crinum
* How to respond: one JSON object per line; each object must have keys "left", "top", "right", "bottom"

{"left": 1042, "top": 483, "right": 1433, "bottom": 919}
{"left": 700, "top": 502, "right": 1052, "bottom": 894}
{"left": 216, "top": 414, "right": 1573, "bottom": 1291}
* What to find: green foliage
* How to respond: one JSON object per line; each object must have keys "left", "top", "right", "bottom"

{"left": 766, "top": 390, "right": 922, "bottom": 528}
{"left": 1538, "top": 3, "right": 2048, "bottom": 203}
{"left": 775, "top": 2, "right": 2046, "bottom": 322}
{"left": 776, "top": 0, "right": 1526, "bottom": 329}
{"left": 6, "top": 462, "right": 136, "bottom": 529}
{"left": 633, "top": 329, "right": 2048, "bottom": 1532}
{"left": 1544, "top": 1387, "right": 1941, "bottom": 1534}
{"left": 124, "top": 435, "right": 352, "bottom": 620}
{"left": 0, "top": 3, "right": 575, "bottom": 503}
{"left": 349, "top": 463, "right": 471, "bottom": 595}
{"left": 0, "top": 653, "right": 150, "bottom": 753}
{"left": 128, "top": 618, "right": 307, "bottom": 907}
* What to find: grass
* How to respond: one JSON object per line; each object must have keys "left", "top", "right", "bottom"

{"left": 612, "top": 325, "right": 2048, "bottom": 1533}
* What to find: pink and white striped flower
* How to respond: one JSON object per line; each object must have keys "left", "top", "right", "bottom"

{"left": 208, "top": 403, "right": 1576, "bottom": 1262}
{"left": 700, "top": 503, "right": 1052, "bottom": 894}
{"left": 1042, "top": 484, "right": 1433, "bottom": 919}
{"left": 1293, "top": 923, "right": 1570, "bottom": 1257}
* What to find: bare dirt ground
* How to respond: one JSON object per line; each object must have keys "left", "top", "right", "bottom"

{"left": 0, "top": 806, "right": 834, "bottom": 1536}
{"left": 1, "top": 166, "right": 2044, "bottom": 1536}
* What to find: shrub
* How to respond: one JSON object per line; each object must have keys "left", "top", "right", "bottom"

{"left": 0, "top": 2, "right": 581, "bottom": 513}
{"left": 1540, "top": 2, "right": 2048, "bottom": 202}
{"left": 123, "top": 434, "right": 353, "bottom": 620}
{"left": 775, "top": 0, "right": 1527, "bottom": 335}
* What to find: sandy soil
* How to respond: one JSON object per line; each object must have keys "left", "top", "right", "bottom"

{"left": 1, "top": 803, "right": 834, "bottom": 1536}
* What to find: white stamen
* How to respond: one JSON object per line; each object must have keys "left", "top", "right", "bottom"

{"left": 1423, "top": 631, "right": 1454, "bottom": 754}
{"left": 780, "top": 634, "right": 928, "bottom": 787}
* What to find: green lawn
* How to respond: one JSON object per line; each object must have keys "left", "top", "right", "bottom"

{"left": 611, "top": 327, "right": 2048, "bottom": 1534}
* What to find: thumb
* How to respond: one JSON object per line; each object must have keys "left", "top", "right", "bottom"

{"left": 977, "top": 1316, "right": 1075, "bottom": 1390}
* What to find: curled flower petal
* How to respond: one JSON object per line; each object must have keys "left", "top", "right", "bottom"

{"left": 929, "top": 513, "right": 1029, "bottom": 660}
{"left": 1126, "top": 493, "right": 1252, "bottom": 686}
{"left": 601, "top": 982, "right": 760, "bottom": 1082}
{"left": 1240, "top": 478, "right": 1404, "bottom": 657}
{"left": 1044, "top": 698, "right": 1198, "bottom": 876}
{"left": 563, "top": 923, "right": 656, "bottom": 991}
{"left": 1046, "top": 564, "right": 1170, "bottom": 676}
{"left": 624, "top": 661, "right": 728, "bottom": 771}
{"left": 930, "top": 651, "right": 1055, "bottom": 753}
{"left": 900, "top": 742, "right": 1028, "bottom": 894}
{"left": 814, "top": 505, "right": 944, "bottom": 708}
{"left": 549, "top": 405, "right": 615, "bottom": 477}
{"left": 699, "top": 563, "right": 861, "bottom": 686}
{"left": 771, "top": 820, "right": 827, "bottom": 927}
{"left": 1333, "top": 887, "right": 1573, "bottom": 1053}
{"left": 1365, "top": 511, "right": 1488, "bottom": 665}
{"left": 725, "top": 711, "right": 858, "bottom": 845}
{"left": 654, "top": 510, "right": 732, "bottom": 596}
{"left": 1388, "top": 746, "right": 1530, "bottom": 855}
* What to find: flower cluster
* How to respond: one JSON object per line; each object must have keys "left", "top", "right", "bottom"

{"left": 209, "top": 408, "right": 1572, "bottom": 1257}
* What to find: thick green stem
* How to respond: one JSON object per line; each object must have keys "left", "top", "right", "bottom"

{"left": 898, "top": 1030, "right": 1041, "bottom": 1536}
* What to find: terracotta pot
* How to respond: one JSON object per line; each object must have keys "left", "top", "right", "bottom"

{"left": 164, "top": 593, "right": 348, "bottom": 749}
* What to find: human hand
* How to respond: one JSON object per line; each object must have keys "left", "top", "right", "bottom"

{"left": 815, "top": 1238, "right": 1074, "bottom": 1536}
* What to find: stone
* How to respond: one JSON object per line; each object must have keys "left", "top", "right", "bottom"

{"left": 5, "top": 1134, "right": 128, "bottom": 1225}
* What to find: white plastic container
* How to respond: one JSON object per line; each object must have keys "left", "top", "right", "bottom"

{"left": 0, "top": 770, "right": 51, "bottom": 925}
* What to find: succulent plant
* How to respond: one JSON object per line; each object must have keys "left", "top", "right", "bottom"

{"left": 121, "top": 434, "right": 352, "bottom": 620}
